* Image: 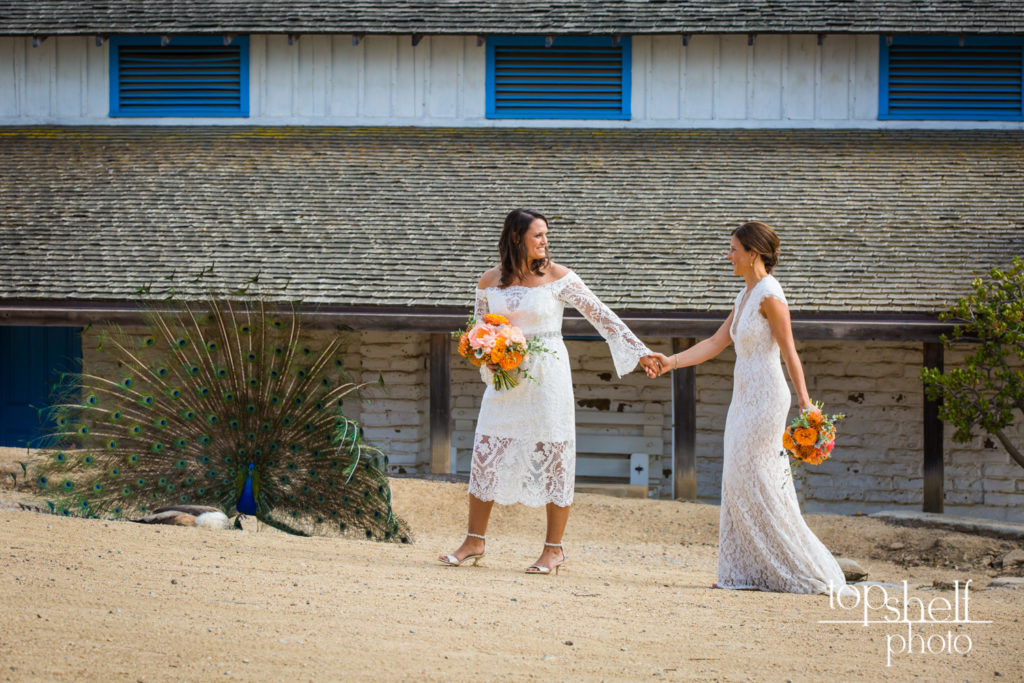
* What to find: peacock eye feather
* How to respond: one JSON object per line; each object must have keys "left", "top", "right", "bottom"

{"left": 136, "top": 478, "right": 145, "bottom": 486}
{"left": 199, "top": 435, "right": 211, "bottom": 445}
{"left": 141, "top": 395, "right": 154, "bottom": 406}
{"left": 85, "top": 394, "right": 97, "bottom": 405}
{"left": 169, "top": 388, "right": 181, "bottom": 398}
{"left": 182, "top": 410, "right": 195, "bottom": 420}
{"left": 188, "top": 365, "right": 200, "bottom": 375}
{"left": 152, "top": 442, "right": 164, "bottom": 452}
{"left": 129, "top": 454, "right": 138, "bottom": 463}
{"left": 155, "top": 418, "right": 168, "bottom": 428}
{"left": 207, "top": 341, "right": 218, "bottom": 351}
{"left": 207, "top": 414, "right": 219, "bottom": 424}
{"left": 246, "top": 404, "right": 256, "bottom": 414}
{"left": 176, "top": 338, "right": 188, "bottom": 348}
{"left": 156, "top": 367, "right": 168, "bottom": 377}
{"left": 55, "top": 452, "right": 65, "bottom": 461}
{"left": 107, "top": 440, "right": 117, "bottom": 449}
{"left": 63, "top": 480, "right": 73, "bottom": 490}
{"left": 37, "top": 476, "right": 47, "bottom": 487}
{"left": 198, "top": 387, "right": 210, "bottom": 397}
{"left": 217, "top": 368, "right": 227, "bottom": 378}
{"left": 223, "top": 392, "right": 234, "bottom": 402}
{"left": 229, "top": 419, "right": 240, "bottom": 429}
{"left": 176, "top": 438, "right": 187, "bottom": 448}
{"left": 111, "top": 411, "right": 122, "bottom": 420}
{"left": 143, "top": 336, "right": 155, "bottom": 347}
{"left": 130, "top": 424, "right": 141, "bottom": 434}
{"left": 122, "top": 378, "right": 133, "bottom": 388}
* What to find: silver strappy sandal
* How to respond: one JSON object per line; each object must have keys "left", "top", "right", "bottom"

{"left": 439, "top": 532, "right": 486, "bottom": 566}
{"left": 525, "top": 541, "right": 566, "bottom": 575}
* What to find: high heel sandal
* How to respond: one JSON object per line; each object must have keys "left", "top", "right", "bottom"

{"left": 439, "top": 532, "right": 486, "bottom": 567}
{"left": 525, "top": 541, "right": 566, "bottom": 575}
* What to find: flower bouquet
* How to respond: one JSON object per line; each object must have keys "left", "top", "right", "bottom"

{"left": 782, "top": 401, "right": 845, "bottom": 466}
{"left": 454, "top": 313, "right": 553, "bottom": 390}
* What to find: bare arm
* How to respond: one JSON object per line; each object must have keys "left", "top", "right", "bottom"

{"left": 653, "top": 311, "right": 734, "bottom": 376}
{"left": 762, "top": 296, "right": 812, "bottom": 411}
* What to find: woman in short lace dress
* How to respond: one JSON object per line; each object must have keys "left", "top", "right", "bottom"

{"left": 653, "top": 222, "right": 846, "bottom": 594}
{"left": 439, "top": 209, "right": 660, "bottom": 574}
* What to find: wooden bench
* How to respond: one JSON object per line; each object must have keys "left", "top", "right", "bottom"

{"left": 450, "top": 407, "right": 663, "bottom": 488}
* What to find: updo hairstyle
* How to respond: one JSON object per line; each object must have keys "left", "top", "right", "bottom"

{"left": 731, "top": 221, "right": 780, "bottom": 274}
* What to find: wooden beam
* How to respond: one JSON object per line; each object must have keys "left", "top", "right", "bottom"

{"left": 429, "top": 333, "right": 452, "bottom": 474}
{"left": 0, "top": 302, "right": 956, "bottom": 342}
{"left": 922, "top": 342, "right": 944, "bottom": 513}
{"left": 672, "top": 338, "right": 697, "bottom": 500}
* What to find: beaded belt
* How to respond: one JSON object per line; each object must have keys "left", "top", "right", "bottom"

{"left": 531, "top": 330, "right": 562, "bottom": 340}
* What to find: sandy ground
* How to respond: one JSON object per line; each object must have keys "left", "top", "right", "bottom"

{"left": 1, "top": 448, "right": 1023, "bottom": 681}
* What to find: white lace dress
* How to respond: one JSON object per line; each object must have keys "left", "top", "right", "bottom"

{"left": 468, "top": 271, "right": 652, "bottom": 508}
{"left": 717, "top": 275, "right": 847, "bottom": 594}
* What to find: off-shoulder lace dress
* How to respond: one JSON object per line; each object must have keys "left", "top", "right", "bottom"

{"left": 469, "top": 270, "right": 652, "bottom": 507}
{"left": 717, "top": 275, "right": 847, "bottom": 594}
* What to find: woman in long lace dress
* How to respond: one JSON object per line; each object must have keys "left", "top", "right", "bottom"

{"left": 439, "top": 209, "right": 660, "bottom": 574}
{"left": 653, "top": 222, "right": 846, "bottom": 594}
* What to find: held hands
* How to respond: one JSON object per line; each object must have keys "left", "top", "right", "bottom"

{"left": 639, "top": 353, "right": 673, "bottom": 379}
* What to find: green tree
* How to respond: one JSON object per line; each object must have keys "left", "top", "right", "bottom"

{"left": 922, "top": 257, "right": 1024, "bottom": 469}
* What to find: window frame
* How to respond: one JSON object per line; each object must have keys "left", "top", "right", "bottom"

{"left": 879, "top": 34, "right": 1024, "bottom": 121}
{"left": 485, "top": 35, "right": 632, "bottom": 120}
{"left": 109, "top": 35, "right": 250, "bottom": 118}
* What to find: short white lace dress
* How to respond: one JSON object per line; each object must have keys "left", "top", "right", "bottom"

{"left": 717, "top": 275, "right": 847, "bottom": 594}
{"left": 468, "top": 271, "right": 652, "bottom": 508}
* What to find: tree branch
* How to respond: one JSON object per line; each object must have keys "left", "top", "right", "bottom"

{"left": 992, "top": 429, "right": 1024, "bottom": 470}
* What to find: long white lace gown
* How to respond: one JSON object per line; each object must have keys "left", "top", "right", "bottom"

{"left": 717, "top": 275, "right": 847, "bottom": 594}
{"left": 469, "top": 271, "right": 652, "bottom": 507}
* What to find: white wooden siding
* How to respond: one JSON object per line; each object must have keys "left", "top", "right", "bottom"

{"left": 1, "top": 34, "right": 1020, "bottom": 129}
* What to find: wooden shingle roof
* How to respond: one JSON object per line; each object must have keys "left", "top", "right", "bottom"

{"left": 0, "top": 126, "right": 1021, "bottom": 320}
{"left": 1, "top": 1, "right": 1023, "bottom": 36}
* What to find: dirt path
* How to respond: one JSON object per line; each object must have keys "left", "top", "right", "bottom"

{"left": 1, "top": 468, "right": 1023, "bottom": 681}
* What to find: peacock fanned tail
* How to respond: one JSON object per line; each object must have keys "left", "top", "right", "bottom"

{"left": 34, "top": 296, "right": 411, "bottom": 543}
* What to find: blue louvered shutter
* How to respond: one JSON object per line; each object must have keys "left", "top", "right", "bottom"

{"left": 110, "top": 36, "right": 249, "bottom": 117}
{"left": 881, "top": 36, "right": 1023, "bottom": 120}
{"left": 486, "top": 36, "right": 631, "bottom": 119}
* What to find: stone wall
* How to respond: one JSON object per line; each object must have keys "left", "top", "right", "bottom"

{"left": 79, "top": 327, "right": 1024, "bottom": 522}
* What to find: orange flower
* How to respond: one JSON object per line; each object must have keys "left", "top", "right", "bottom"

{"left": 490, "top": 336, "right": 507, "bottom": 364}
{"left": 782, "top": 429, "right": 796, "bottom": 451}
{"left": 795, "top": 444, "right": 816, "bottom": 463}
{"left": 794, "top": 427, "right": 818, "bottom": 447}
{"left": 457, "top": 333, "right": 471, "bottom": 358}
{"left": 482, "top": 313, "right": 510, "bottom": 326}
{"left": 806, "top": 409, "right": 823, "bottom": 429}
{"left": 499, "top": 347, "right": 523, "bottom": 371}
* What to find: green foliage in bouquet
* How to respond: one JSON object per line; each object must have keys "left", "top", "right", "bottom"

{"left": 921, "top": 257, "right": 1024, "bottom": 470}
{"left": 34, "top": 295, "right": 411, "bottom": 542}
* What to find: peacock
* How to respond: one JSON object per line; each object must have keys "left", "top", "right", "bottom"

{"left": 34, "top": 295, "right": 410, "bottom": 543}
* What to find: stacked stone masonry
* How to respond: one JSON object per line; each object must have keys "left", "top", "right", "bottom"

{"left": 81, "top": 328, "right": 1024, "bottom": 522}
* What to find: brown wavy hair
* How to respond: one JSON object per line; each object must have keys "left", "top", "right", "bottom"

{"left": 731, "top": 221, "right": 780, "bottom": 274}
{"left": 499, "top": 208, "right": 551, "bottom": 287}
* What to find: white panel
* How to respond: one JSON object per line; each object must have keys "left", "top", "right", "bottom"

{"left": 819, "top": 35, "right": 851, "bottom": 120}
{"left": 54, "top": 37, "right": 83, "bottom": 118}
{"left": 630, "top": 36, "right": 649, "bottom": 121}
{"left": 24, "top": 37, "right": 53, "bottom": 117}
{"left": 852, "top": 34, "right": 879, "bottom": 121}
{"left": 363, "top": 35, "right": 395, "bottom": 118}
{"left": 427, "top": 36, "right": 460, "bottom": 119}
{"left": 394, "top": 35, "right": 417, "bottom": 118}
{"left": 461, "top": 36, "right": 486, "bottom": 120}
{"left": 329, "top": 35, "right": 361, "bottom": 117}
{"left": 751, "top": 34, "right": 783, "bottom": 120}
{"left": 682, "top": 35, "right": 714, "bottom": 120}
{"left": 649, "top": 35, "right": 681, "bottom": 120}
{"left": 784, "top": 34, "right": 816, "bottom": 120}
{"left": 0, "top": 39, "right": 16, "bottom": 116}
{"left": 85, "top": 37, "right": 107, "bottom": 117}
{"left": 296, "top": 38, "right": 316, "bottom": 116}
{"left": 264, "top": 35, "right": 294, "bottom": 117}
{"left": 716, "top": 35, "right": 747, "bottom": 119}
{"left": 248, "top": 34, "right": 265, "bottom": 117}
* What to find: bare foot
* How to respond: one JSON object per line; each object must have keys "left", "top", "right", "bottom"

{"left": 438, "top": 535, "right": 485, "bottom": 564}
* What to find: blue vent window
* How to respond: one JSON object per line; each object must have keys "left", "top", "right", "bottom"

{"left": 110, "top": 36, "right": 249, "bottom": 117}
{"left": 486, "top": 36, "right": 631, "bottom": 120}
{"left": 880, "top": 36, "right": 1023, "bottom": 120}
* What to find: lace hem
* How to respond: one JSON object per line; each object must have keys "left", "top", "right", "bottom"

{"left": 469, "top": 433, "right": 575, "bottom": 507}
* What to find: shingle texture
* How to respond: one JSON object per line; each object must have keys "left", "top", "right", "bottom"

{"left": 0, "top": 126, "right": 1021, "bottom": 314}
{"left": 1, "top": 1, "right": 1022, "bottom": 36}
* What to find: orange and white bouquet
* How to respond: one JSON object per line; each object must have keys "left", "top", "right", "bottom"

{"left": 782, "top": 401, "right": 844, "bottom": 466}
{"left": 454, "top": 313, "right": 553, "bottom": 391}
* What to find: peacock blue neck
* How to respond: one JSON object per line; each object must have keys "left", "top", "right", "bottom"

{"left": 236, "top": 463, "right": 257, "bottom": 515}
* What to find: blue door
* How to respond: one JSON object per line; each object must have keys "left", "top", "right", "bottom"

{"left": 0, "top": 326, "right": 82, "bottom": 447}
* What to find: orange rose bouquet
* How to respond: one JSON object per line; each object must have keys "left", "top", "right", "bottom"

{"left": 453, "top": 313, "right": 553, "bottom": 391}
{"left": 782, "top": 401, "right": 844, "bottom": 466}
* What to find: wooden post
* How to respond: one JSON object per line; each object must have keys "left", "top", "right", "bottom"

{"left": 429, "top": 333, "right": 451, "bottom": 474}
{"left": 923, "top": 342, "right": 944, "bottom": 513}
{"left": 672, "top": 338, "right": 697, "bottom": 499}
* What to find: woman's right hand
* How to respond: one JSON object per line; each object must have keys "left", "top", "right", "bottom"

{"left": 486, "top": 361, "right": 500, "bottom": 372}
